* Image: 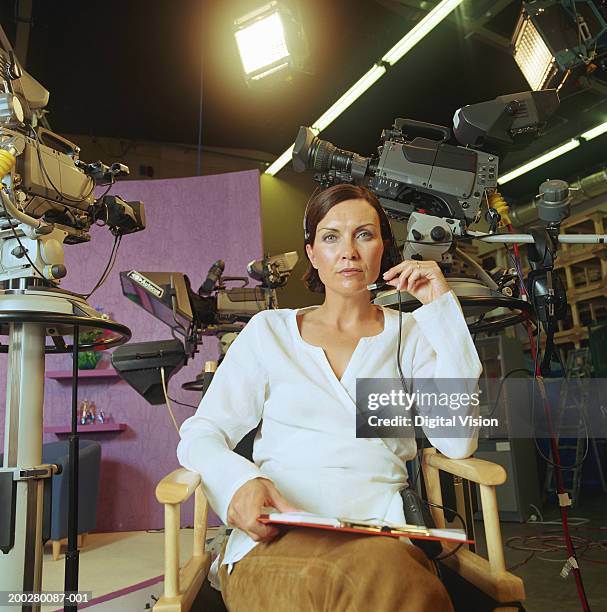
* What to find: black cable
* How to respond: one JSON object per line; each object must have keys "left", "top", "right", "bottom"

{"left": 530, "top": 317, "right": 590, "bottom": 470}
{"left": 486, "top": 367, "right": 534, "bottom": 418}
{"left": 88, "top": 238, "right": 119, "bottom": 295}
{"left": 409, "top": 447, "right": 423, "bottom": 491}
{"left": 395, "top": 289, "right": 409, "bottom": 395}
{"left": 535, "top": 435, "right": 589, "bottom": 472}
{"left": 394, "top": 288, "right": 426, "bottom": 491}
{"left": 425, "top": 501, "right": 466, "bottom": 561}
{"left": 471, "top": 313, "right": 486, "bottom": 343}
{"left": 393, "top": 278, "right": 471, "bottom": 561}
{"left": 168, "top": 395, "right": 199, "bottom": 409}
{"left": 0, "top": 188, "right": 119, "bottom": 300}
{"left": 85, "top": 235, "right": 122, "bottom": 299}
{"left": 94, "top": 180, "right": 116, "bottom": 209}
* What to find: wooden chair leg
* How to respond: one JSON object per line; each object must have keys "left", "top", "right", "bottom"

{"left": 79, "top": 533, "right": 87, "bottom": 548}
{"left": 51, "top": 540, "right": 61, "bottom": 561}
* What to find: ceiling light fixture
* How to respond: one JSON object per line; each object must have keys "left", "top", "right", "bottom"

{"left": 234, "top": 1, "right": 309, "bottom": 83}
{"left": 511, "top": 1, "right": 607, "bottom": 92}
{"left": 265, "top": 0, "right": 464, "bottom": 176}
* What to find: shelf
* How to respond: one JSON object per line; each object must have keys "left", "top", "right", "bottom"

{"left": 46, "top": 369, "right": 121, "bottom": 380}
{"left": 44, "top": 423, "right": 127, "bottom": 434}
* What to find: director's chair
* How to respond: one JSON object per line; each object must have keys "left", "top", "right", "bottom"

{"left": 151, "top": 445, "right": 525, "bottom": 611}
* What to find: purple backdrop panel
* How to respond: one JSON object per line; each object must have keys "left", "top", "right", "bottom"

{"left": 0, "top": 170, "right": 262, "bottom": 532}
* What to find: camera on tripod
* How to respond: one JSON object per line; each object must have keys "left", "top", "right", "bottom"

{"left": 0, "top": 23, "right": 144, "bottom": 594}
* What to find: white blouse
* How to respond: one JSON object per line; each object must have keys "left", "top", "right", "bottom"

{"left": 177, "top": 289, "right": 482, "bottom": 579}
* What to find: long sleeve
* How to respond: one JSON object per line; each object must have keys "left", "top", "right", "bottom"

{"left": 176, "top": 312, "right": 270, "bottom": 523}
{"left": 410, "top": 290, "right": 482, "bottom": 459}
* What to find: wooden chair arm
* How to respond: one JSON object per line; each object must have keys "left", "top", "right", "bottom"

{"left": 422, "top": 448, "right": 525, "bottom": 605}
{"left": 156, "top": 468, "right": 202, "bottom": 504}
{"left": 153, "top": 468, "right": 211, "bottom": 612}
{"left": 424, "top": 452, "right": 506, "bottom": 486}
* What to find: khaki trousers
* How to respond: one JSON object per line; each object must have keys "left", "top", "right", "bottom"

{"left": 218, "top": 528, "right": 454, "bottom": 612}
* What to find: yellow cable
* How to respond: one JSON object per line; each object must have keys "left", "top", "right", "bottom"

{"left": 0, "top": 149, "right": 16, "bottom": 177}
{"left": 160, "top": 366, "right": 180, "bottom": 434}
{"left": 488, "top": 191, "right": 511, "bottom": 227}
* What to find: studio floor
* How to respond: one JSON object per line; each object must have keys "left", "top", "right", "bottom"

{"left": 40, "top": 528, "right": 221, "bottom": 611}
{"left": 40, "top": 499, "right": 607, "bottom": 612}
{"left": 492, "top": 492, "right": 607, "bottom": 612}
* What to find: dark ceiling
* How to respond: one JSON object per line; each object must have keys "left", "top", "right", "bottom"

{"left": 1, "top": 0, "right": 606, "bottom": 200}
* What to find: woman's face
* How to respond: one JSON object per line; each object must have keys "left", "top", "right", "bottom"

{"left": 305, "top": 198, "right": 384, "bottom": 296}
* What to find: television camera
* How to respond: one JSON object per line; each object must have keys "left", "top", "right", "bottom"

{"left": 0, "top": 25, "right": 144, "bottom": 602}
{"left": 293, "top": 88, "right": 607, "bottom": 606}
{"left": 292, "top": 89, "right": 607, "bottom": 374}
{"left": 111, "top": 251, "right": 299, "bottom": 404}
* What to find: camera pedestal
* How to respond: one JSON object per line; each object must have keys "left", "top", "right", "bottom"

{"left": 373, "top": 276, "right": 533, "bottom": 334}
{"left": 0, "top": 289, "right": 130, "bottom": 611}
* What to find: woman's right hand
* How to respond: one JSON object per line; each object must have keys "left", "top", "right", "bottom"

{"left": 227, "top": 477, "right": 300, "bottom": 542}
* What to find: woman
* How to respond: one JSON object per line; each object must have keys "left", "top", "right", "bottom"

{"left": 177, "top": 184, "right": 482, "bottom": 611}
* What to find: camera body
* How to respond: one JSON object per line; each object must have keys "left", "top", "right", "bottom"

{"left": 0, "top": 31, "right": 145, "bottom": 284}
{"left": 292, "top": 90, "right": 560, "bottom": 228}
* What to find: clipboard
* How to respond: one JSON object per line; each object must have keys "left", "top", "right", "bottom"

{"left": 258, "top": 512, "right": 473, "bottom": 545}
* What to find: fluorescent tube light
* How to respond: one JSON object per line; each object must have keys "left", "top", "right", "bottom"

{"left": 265, "top": 144, "right": 295, "bottom": 176}
{"left": 382, "top": 0, "right": 464, "bottom": 65}
{"left": 264, "top": 0, "right": 463, "bottom": 175}
{"left": 497, "top": 139, "right": 580, "bottom": 185}
{"left": 312, "top": 65, "right": 386, "bottom": 132}
{"left": 581, "top": 121, "right": 607, "bottom": 141}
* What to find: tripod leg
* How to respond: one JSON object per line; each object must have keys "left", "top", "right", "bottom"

{"left": 0, "top": 323, "right": 45, "bottom": 611}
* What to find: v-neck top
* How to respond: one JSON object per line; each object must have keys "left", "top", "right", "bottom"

{"left": 293, "top": 305, "right": 392, "bottom": 385}
{"left": 177, "top": 290, "right": 482, "bottom": 582}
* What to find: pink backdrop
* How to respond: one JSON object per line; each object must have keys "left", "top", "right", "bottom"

{"left": 0, "top": 170, "right": 263, "bottom": 531}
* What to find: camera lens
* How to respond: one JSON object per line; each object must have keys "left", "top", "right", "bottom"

{"left": 293, "top": 126, "right": 355, "bottom": 174}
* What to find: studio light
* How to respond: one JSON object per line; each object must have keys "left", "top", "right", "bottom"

{"left": 512, "top": 12, "right": 558, "bottom": 90}
{"left": 265, "top": 0, "right": 464, "bottom": 176}
{"left": 234, "top": 1, "right": 308, "bottom": 82}
{"left": 512, "top": 1, "right": 607, "bottom": 91}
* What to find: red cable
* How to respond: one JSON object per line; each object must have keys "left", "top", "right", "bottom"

{"left": 506, "top": 223, "right": 591, "bottom": 611}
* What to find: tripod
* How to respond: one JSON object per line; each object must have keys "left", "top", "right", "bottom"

{"left": 0, "top": 283, "right": 130, "bottom": 612}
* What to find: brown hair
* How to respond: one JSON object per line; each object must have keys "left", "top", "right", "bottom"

{"left": 302, "top": 184, "right": 401, "bottom": 293}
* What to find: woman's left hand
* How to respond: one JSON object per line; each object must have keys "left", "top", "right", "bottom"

{"left": 382, "top": 260, "right": 450, "bottom": 305}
